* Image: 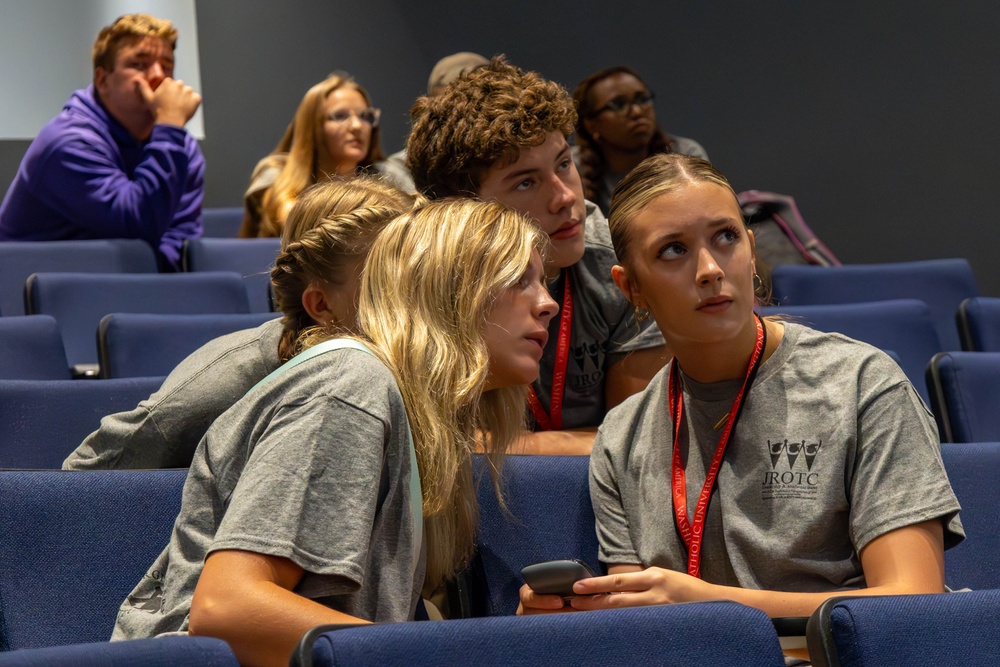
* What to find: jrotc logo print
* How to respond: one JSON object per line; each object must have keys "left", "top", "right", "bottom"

{"left": 569, "top": 341, "right": 604, "bottom": 391}
{"left": 762, "top": 439, "right": 822, "bottom": 500}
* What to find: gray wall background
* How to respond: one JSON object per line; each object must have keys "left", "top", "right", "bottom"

{"left": 2, "top": 1, "right": 998, "bottom": 293}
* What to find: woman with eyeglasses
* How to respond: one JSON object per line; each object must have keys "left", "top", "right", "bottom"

{"left": 572, "top": 66, "right": 708, "bottom": 216}
{"left": 240, "top": 74, "right": 387, "bottom": 237}
{"left": 519, "top": 154, "right": 962, "bottom": 665}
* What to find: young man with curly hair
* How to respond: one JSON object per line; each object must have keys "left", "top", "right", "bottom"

{"left": 406, "top": 57, "right": 667, "bottom": 455}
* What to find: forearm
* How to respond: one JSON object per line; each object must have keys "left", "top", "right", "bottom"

{"left": 190, "top": 549, "right": 373, "bottom": 667}
{"left": 513, "top": 428, "right": 596, "bottom": 455}
{"left": 575, "top": 521, "right": 946, "bottom": 618}
{"left": 127, "top": 126, "right": 202, "bottom": 238}
{"left": 47, "top": 128, "right": 198, "bottom": 242}
{"left": 189, "top": 576, "right": 368, "bottom": 667}
{"left": 698, "top": 577, "right": 945, "bottom": 619}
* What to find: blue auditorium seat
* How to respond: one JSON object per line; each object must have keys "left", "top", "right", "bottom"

{"left": 806, "top": 590, "right": 1000, "bottom": 667}
{"left": 770, "top": 259, "right": 978, "bottom": 351}
{"left": 0, "top": 636, "right": 237, "bottom": 666}
{"left": 469, "top": 455, "right": 599, "bottom": 617}
{"left": 182, "top": 237, "right": 281, "bottom": 312}
{"left": 957, "top": 296, "right": 1000, "bottom": 351}
{"left": 0, "top": 377, "right": 164, "bottom": 468}
{"left": 940, "top": 441, "right": 1000, "bottom": 590}
{"left": 0, "top": 315, "right": 70, "bottom": 380}
{"left": 200, "top": 206, "right": 245, "bottom": 238}
{"left": 98, "top": 311, "right": 279, "bottom": 378}
{"left": 293, "top": 602, "right": 786, "bottom": 667}
{"left": 0, "top": 469, "right": 186, "bottom": 650}
{"left": 25, "top": 271, "right": 250, "bottom": 370}
{"left": 0, "top": 239, "right": 156, "bottom": 316}
{"left": 926, "top": 351, "right": 1000, "bottom": 442}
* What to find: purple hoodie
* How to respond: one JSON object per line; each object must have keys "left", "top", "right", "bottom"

{"left": 0, "top": 85, "right": 204, "bottom": 270}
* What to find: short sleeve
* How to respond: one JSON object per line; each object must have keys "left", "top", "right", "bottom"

{"left": 609, "top": 315, "right": 665, "bottom": 359}
{"left": 590, "top": 427, "right": 642, "bottom": 565}
{"left": 848, "top": 378, "right": 964, "bottom": 552}
{"left": 210, "top": 394, "right": 390, "bottom": 588}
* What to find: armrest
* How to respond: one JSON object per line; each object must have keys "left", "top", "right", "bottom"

{"left": 289, "top": 623, "right": 369, "bottom": 667}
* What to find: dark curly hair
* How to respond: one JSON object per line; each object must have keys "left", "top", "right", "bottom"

{"left": 572, "top": 66, "right": 672, "bottom": 204}
{"left": 406, "top": 56, "right": 577, "bottom": 199}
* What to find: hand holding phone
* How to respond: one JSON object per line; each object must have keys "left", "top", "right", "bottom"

{"left": 521, "top": 559, "right": 596, "bottom": 600}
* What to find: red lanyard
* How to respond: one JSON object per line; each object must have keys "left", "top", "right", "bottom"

{"left": 528, "top": 271, "right": 573, "bottom": 431}
{"left": 668, "top": 316, "right": 766, "bottom": 578}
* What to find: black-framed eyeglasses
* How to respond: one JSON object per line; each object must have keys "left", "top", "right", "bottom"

{"left": 326, "top": 107, "right": 381, "bottom": 128}
{"left": 592, "top": 91, "right": 655, "bottom": 117}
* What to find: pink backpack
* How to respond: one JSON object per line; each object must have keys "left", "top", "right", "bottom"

{"left": 738, "top": 190, "right": 840, "bottom": 268}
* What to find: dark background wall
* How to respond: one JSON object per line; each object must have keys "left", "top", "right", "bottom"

{"left": 3, "top": 1, "right": 998, "bottom": 293}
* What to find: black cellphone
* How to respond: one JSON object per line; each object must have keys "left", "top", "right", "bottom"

{"left": 520, "top": 559, "right": 596, "bottom": 598}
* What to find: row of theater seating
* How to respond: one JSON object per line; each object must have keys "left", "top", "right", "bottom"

{"left": 1, "top": 452, "right": 999, "bottom": 664}
{"left": 6, "top": 295, "right": 1000, "bottom": 375}
{"left": 0, "top": 240, "right": 988, "bottom": 375}
{"left": 4, "top": 592, "right": 1000, "bottom": 666}
{"left": 0, "top": 311, "right": 278, "bottom": 380}
{"left": 0, "top": 256, "right": 997, "bottom": 464}
{"left": 2, "top": 349, "right": 999, "bottom": 470}
{"left": 0, "top": 236, "right": 279, "bottom": 318}
{"left": 9, "top": 296, "right": 1000, "bottom": 383}
{"left": 0, "top": 236, "right": 280, "bottom": 373}
{"left": 0, "top": 247, "right": 997, "bottom": 661}
{"left": 0, "top": 292, "right": 1000, "bottom": 392}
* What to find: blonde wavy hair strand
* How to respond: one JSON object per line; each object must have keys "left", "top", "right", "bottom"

{"left": 348, "top": 199, "right": 545, "bottom": 586}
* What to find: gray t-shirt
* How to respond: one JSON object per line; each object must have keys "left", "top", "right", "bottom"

{"left": 530, "top": 202, "right": 665, "bottom": 431}
{"left": 112, "top": 346, "right": 421, "bottom": 640}
{"left": 377, "top": 150, "right": 417, "bottom": 193}
{"left": 591, "top": 323, "right": 963, "bottom": 592}
{"left": 63, "top": 319, "right": 284, "bottom": 470}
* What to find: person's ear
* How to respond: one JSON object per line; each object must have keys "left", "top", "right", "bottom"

{"left": 301, "top": 283, "right": 338, "bottom": 327}
{"left": 611, "top": 264, "right": 643, "bottom": 308}
{"left": 583, "top": 116, "right": 600, "bottom": 142}
{"left": 747, "top": 227, "right": 757, "bottom": 276}
{"left": 94, "top": 67, "right": 108, "bottom": 93}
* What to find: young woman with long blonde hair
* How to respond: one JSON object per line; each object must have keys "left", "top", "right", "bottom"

{"left": 113, "top": 199, "right": 558, "bottom": 667}
{"left": 241, "top": 74, "right": 387, "bottom": 237}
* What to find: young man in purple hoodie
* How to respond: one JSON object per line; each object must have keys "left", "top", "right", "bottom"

{"left": 0, "top": 13, "right": 204, "bottom": 270}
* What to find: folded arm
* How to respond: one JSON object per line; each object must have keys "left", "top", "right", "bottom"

{"left": 189, "top": 549, "right": 369, "bottom": 667}
{"left": 37, "top": 126, "right": 202, "bottom": 249}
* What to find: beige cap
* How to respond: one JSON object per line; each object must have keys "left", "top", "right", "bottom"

{"left": 427, "top": 52, "right": 490, "bottom": 95}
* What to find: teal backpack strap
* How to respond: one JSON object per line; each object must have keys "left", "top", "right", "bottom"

{"left": 248, "top": 338, "right": 373, "bottom": 394}
{"left": 248, "top": 338, "right": 423, "bottom": 565}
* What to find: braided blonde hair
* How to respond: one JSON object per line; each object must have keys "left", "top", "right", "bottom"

{"left": 268, "top": 177, "right": 415, "bottom": 361}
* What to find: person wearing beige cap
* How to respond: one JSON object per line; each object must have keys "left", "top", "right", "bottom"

{"left": 427, "top": 52, "right": 490, "bottom": 95}
{"left": 378, "top": 52, "right": 490, "bottom": 192}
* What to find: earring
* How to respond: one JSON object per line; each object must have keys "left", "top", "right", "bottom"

{"left": 635, "top": 304, "right": 650, "bottom": 322}
{"left": 592, "top": 132, "right": 601, "bottom": 141}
